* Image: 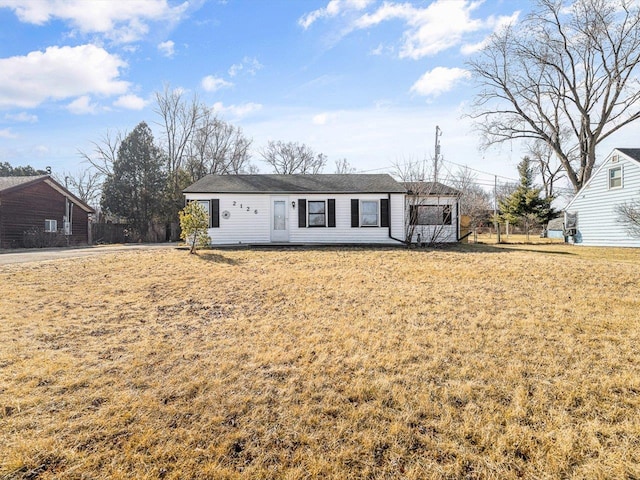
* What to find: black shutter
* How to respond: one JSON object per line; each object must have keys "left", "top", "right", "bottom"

{"left": 351, "top": 199, "right": 359, "bottom": 227}
{"left": 211, "top": 199, "right": 219, "bottom": 228}
{"left": 328, "top": 199, "right": 336, "bottom": 227}
{"left": 298, "top": 199, "right": 306, "bottom": 228}
{"left": 380, "top": 198, "right": 389, "bottom": 228}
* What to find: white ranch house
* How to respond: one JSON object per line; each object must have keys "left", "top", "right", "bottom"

{"left": 564, "top": 148, "right": 640, "bottom": 247}
{"left": 183, "top": 174, "right": 460, "bottom": 246}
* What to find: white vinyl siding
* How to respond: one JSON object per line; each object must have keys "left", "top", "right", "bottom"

{"left": 565, "top": 150, "right": 640, "bottom": 247}
{"left": 290, "top": 194, "right": 404, "bottom": 244}
{"left": 184, "top": 193, "right": 406, "bottom": 245}
{"left": 406, "top": 196, "right": 458, "bottom": 243}
{"left": 185, "top": 193, "right": 271, "bottom": 244}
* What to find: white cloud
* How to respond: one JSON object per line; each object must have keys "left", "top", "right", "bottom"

{"left": 0, "top": 44, "right": 129, "bottom": 109}
{"left": 67, "top": 95, "right": 98, "bottom": 114}
{"left": 33, "top": 145, "right": 49, "bottom": 156}
{"left": 299, "top": 0, "right": 373, "bottom": 29}
{"left": 228, "top": 56, "right": 263, "bottom": 77}
{"left": 461, "top": 11, "right": 520, "bottom": 55}
{"left": 0, "top": 128, "right": 17, "bottom": 138}
{"left": 410, "top": 67, "right": 471, "bottom": 97}
{"left": 202, "top": 75, "right": 233, "bottom": 92}
{"left": 353, "top": 0, "right": 485, "bottom": 59}
{"left": 312, "top": 112, "right": 340, "bottom": 125}
{"left": 157, "top": 40, "right": 175, "bottom": 57}
{"left": 460, "top": 38, "right": 488, "bottom": 55}
{"left": 4, "top": 112, "right": 38, "bottom": 123}
{"left": 213, "top": 101, "right": 262, "bottom": 118}
{"left": 114, "top": 94, "right": 147, "bottom": 110}
{"left": 0, "top": 0, "right": 190, "bottom": 43}
{"left": 302, "top": 0, "right": 520, "bottom": 60}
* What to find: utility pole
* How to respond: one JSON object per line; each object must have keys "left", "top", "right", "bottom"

{"left": 434, "top": 126, "right": 442, "bottom": 183}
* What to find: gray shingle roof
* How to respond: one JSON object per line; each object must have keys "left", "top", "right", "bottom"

{"left": 183, "top": 174, "right": 407, "bottom": 194}
{"left": 0, "top": 175, "right": 48, "bottom": 193}
{"left": 0, "top": 175, "right": 94, "bottom": 212}
{"left": 402, "top": 181, "right": 460, "bottom": 196}
{"left": 617, "top": 148, "right": 640, "bottom": 162}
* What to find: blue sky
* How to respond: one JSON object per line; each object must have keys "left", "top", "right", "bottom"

{"left": 0, "top": 0, "right": 635, "bottom": 191}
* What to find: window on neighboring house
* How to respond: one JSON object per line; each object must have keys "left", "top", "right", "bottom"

{"left": 308, "top": 201, "right": 326, "bottom": 227}
{"left": 360, "top": 200, "right": 379, "bottom": 226}
{"left": 44, "top": 219, "right": 57, "bottom": 232}
{"left": 609, "top": 166, "right": 622, "bottom": 189}
{"left": 410, "top": 205, "right": 453, "bottom": 225}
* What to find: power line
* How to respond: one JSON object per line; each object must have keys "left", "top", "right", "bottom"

{"left": 357, "top": 157, "right": 519, "bottom": 184}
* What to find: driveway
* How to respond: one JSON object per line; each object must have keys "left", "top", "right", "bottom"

{"left": 0, "top": 243, "right": 179, "bottom": 266}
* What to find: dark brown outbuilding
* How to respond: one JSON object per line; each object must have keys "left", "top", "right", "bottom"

{"left": 0, "top": 175, "right": 95, "bottom": 249}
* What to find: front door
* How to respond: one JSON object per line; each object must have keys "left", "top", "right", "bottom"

{"left": 271, "top": 197, "right": 289, "bottom": 242}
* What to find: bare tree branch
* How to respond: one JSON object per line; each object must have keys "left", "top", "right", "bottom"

{"left": 259, "top": 141, "right": 326, "bottom": 174}
{"left": 616, "top": 198, "right": 640, "bottom": 237}
{"left": 467, "top": 0, "right": 640, "bottom": 192}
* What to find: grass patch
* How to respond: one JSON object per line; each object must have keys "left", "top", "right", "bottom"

{"left": 1, "top": 246, "right": 639, "bottom": 479}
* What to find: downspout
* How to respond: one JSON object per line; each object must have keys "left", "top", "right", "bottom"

{"left": 387, "top": 193, "right": 406, "bottom": 244}
{"left": 456, "top": 197, "right": 460, "bottom": 241}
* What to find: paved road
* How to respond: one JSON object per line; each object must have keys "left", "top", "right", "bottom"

{"left": 0, "top": 243, "right": 179, "bottom": 266}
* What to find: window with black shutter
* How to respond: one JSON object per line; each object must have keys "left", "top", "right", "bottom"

{"left": 380, "top": 198, "right": 389, "bottom": 228}
{"left": 351, "top": 199, "right": 359, "bottom": 227}
{"left": 211, "top": 199, "right": 220, "bottom": 228}
{"left": 298, "top": 199, "right": 307, "bottom": 228}
{"left": 328, "top": 199, "right": 336, "bottom": 227}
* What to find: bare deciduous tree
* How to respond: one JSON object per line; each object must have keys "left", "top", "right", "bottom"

{"left": 468, "top": 0, "right": 640, "bottom": 192}
{"left": 56, "top": 169, "right": 103, "bottom": 208}
{"left": 185, "top": 106, "right": 253, "bottom": 181}
{"left": 392, "top": 158, "right": 458, "bottom": 246}
{"left": 526, "top": 139, "right": 565, "bottom": 199}
{"left": 154, "top": 84, "right": 201, "bottom": 202}
{"left": 334, "top": 158, "right": 356, "bottom": 174}
{"left": 76, "top": 129, "right": 125, "bottom": 209}
{"left": 77, "top": 129, "right": 123, "bottom": 179}
{"left": 616, "top": 199, "right": 640, "bottom": 237}
{"left": 450, "top": 167, "right": 492, "bottom": 230}
{"left": 259, "top": 141, "right": 326, "bottom": 174}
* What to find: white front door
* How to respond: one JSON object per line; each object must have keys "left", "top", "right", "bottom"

{"left": 271, "top": 197, "right": 289, "bottom": 242}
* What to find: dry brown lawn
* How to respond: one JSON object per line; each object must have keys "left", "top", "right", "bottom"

{"left": 1, "top": 244, "right": 639, "bottom": 479}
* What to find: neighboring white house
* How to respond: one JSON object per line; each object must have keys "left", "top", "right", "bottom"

{"left": 403, "top": 182, "right": 461, "bottom": 244}
{"left": 183, "top": 174, "right": 462, "bottom": 245}
{"left": 183, "top": 174, "right": 408, "bottom": 245}
{"left": 564, "top": 148, "right": 640, "bottom": 247}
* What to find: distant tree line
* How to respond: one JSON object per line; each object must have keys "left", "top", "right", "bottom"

{"left": 0, "top": 162, "right": 48, "bottom": 177}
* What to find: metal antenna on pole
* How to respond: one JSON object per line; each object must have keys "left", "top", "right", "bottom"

{"left": 434, "top": 126, "right": 442, "bottom": 183}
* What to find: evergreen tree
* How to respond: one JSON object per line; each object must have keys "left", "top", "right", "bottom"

{"left": 499, "top": 157, "right": 555, "bottom": 238}
{"left": 101, "top": 122, "right": 167, "bottom": 239}
{"left": 0, "top": 162, "right": 47, "bottom": 176}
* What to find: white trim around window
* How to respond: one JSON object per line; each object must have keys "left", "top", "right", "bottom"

{"left": 609, "top": 166, "right": 623, "bottom": 189}
{"left": 44, "top": 219, "right": 57, "bottom": 232}
{"left": 360, "top": 200, "right": 379, "bottom": 227}
{"left": 308, "top": 200, "right": 326, "bottom": 227}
